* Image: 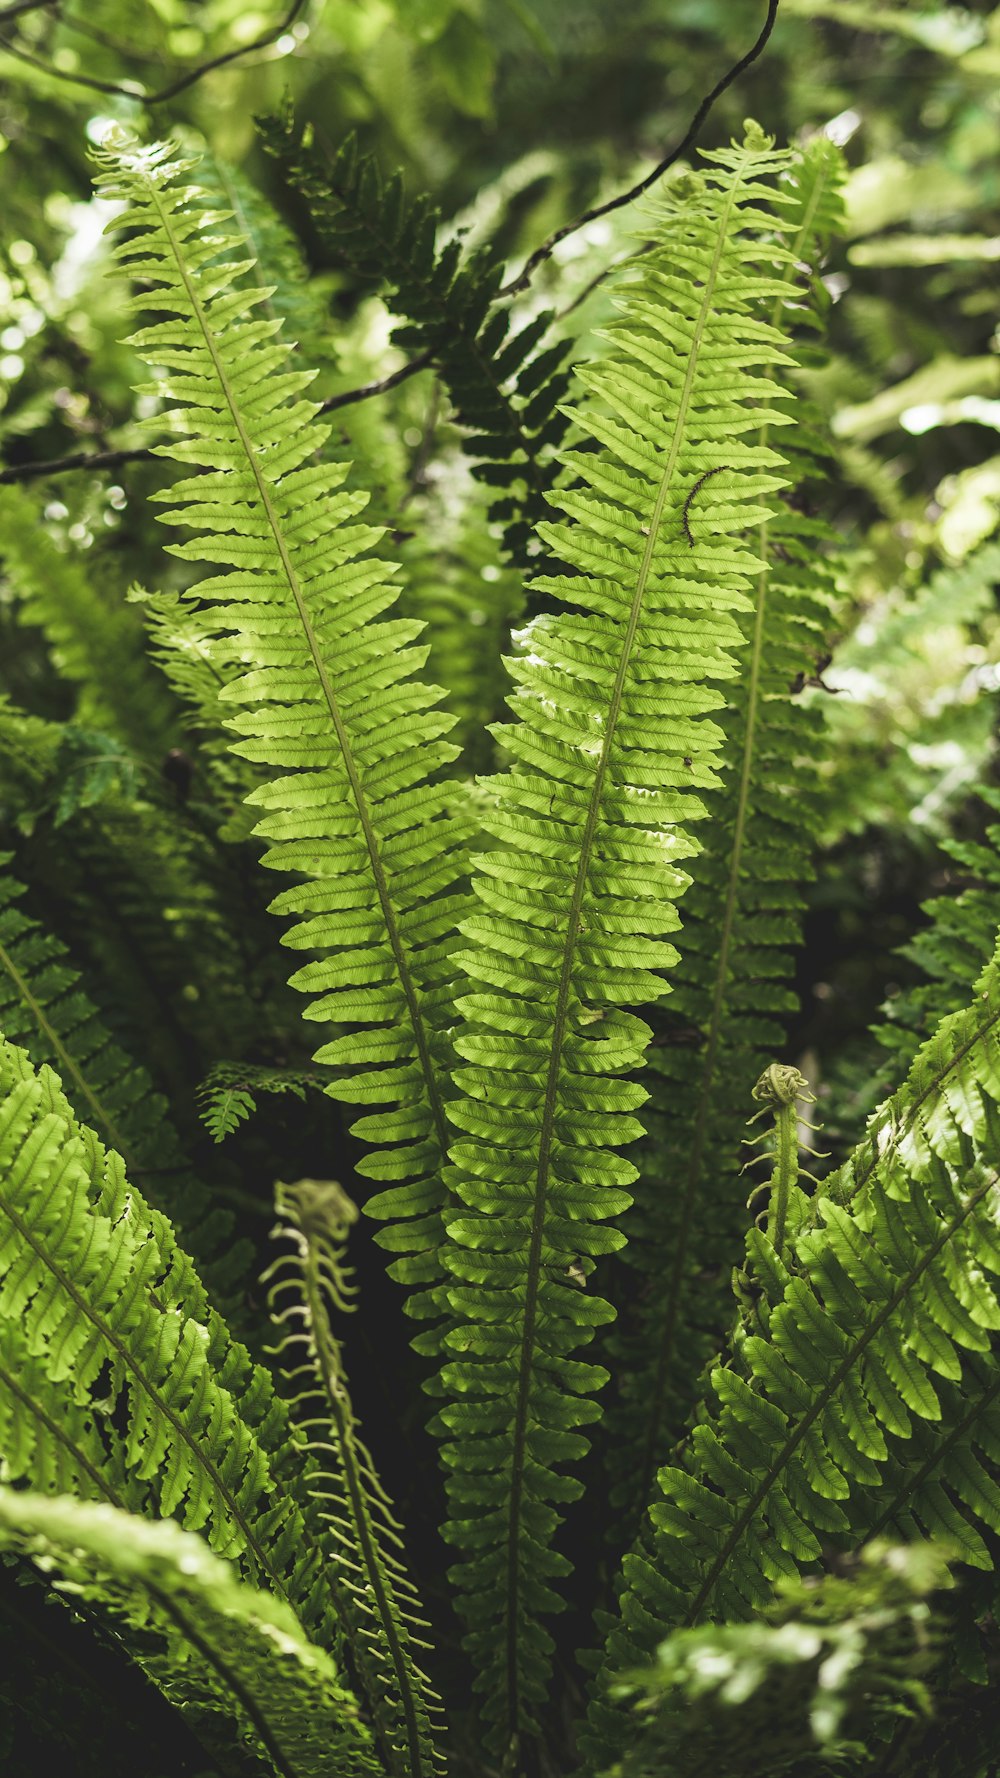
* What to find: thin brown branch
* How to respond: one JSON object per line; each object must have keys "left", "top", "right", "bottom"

{"left": 0, "top": 0, "right": 306, "bottom": 105}
{"left": 0, "top": 444, "right": 155, "bottom": 484}
{"left": 320, "top": 348, "right": 433, "bottom": 415}
{"left": 496, "top": 0, "right": 782, "bottom": 299}
{"left": 0, "top": 353, "right": 435, "bottom": 484}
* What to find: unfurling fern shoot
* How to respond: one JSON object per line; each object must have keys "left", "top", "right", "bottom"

{"left": 265, "top": 1178, "right": 443, "bottom": 1778}
{"left": 743, "top": 1062, "right": 825, "bottom": 1261}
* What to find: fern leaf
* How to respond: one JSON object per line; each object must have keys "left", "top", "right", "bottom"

{"left": 260, "top": 115, "right": 572, "bottom": 569}
{"left": 266, "top": 1178, "right": 444, "bottom": 1778}
{"left": 97, "top": 135, "right": 468, "bottom": 1330}
{"left": 603, "top": 136, "right": 845, "bottom": 1535}
{"left": 0, "top": 1037, "right": 347, "bottom": 1660}
{"left": 437, "top": 126, "right": 803, "bottom": 1756}
{"left": 584, "top": 935, "right": 1000, "bottom": 1764}
{"left": 0, "top": 1490, "right": 377, "bottom": 1778}
{"left": 0, "top": 858, "right": 249, "bottom": 1293}
{"left": 198, "top": 1061, "right": 331, "bottom": 1143}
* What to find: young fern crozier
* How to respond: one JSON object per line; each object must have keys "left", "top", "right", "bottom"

{"left": 265, "top": 1179, "right": 443, "bottom": 1778}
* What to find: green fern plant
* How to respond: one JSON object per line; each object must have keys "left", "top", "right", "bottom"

{"left": 2, "top": 102, "right": 1000, "bottom": 1778}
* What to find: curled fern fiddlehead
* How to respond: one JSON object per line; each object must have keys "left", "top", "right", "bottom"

{"left": 744, "top": 1063, "right": 824, "bottom": 1260}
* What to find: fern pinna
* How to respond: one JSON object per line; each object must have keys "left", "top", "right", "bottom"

{"left": 95, "top": 135, "right": 468, "bottom": 1337}
{"left": 436, "top": 125, "right": 805, "bottom": 1758}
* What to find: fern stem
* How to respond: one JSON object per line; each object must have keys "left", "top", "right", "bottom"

{"left": 148, "top": 184, "right": 451, "bottom": 1169}
{"left": 503, "top": 174, "right": 741, "bottom": 1753}
{"left": 685, "top": 1168, "right": 998, "bottom": 1625}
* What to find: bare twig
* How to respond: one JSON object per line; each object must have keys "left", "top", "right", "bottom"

{"left": 0, "top": 353, "right": 435, "bottom": 484}
{"left": 321, "top": 348, "right": 433, "bottom": 415}
{"left": 496, "top": 0, "right": 782, "bottom": 299}
{"left": 0, "top": 444, "right": 155, "bottom": 484}
{"left": 0, "top": 0, "right": 306, "bottom": 105}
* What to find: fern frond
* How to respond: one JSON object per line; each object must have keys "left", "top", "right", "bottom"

{"left": 0, "top": 484, "right": 176, "bottom": 762}
{"left": 266, "top": 1178, "right": 443, "bottom": 1778}
{"left": 0, "top": 1490, "right": 377, "bottom": 1778}
{"left": 0, "top": 701, "right": 260, "bottom": 1088}
{"left": 612, "top": 1540, "right": 951, "bottom": 1778}
{"left": 260, "top": 115, "right": 572, "bottom": 568}
{"left": 97, "top": 135, "right": 468, "bottom": 1330}
{"left": 0, "top": 1037, "right": 348, "bottom": 1659}
{"left": 0, "top": 858, "right": 248, "bottom": 1292}
{"left": 201, "top": 151, "right": 340, "bottom": 388}
{"left": 603, "top": 136, "right": 845, "bottom": 1533}
{"left": 585, "top": 935, "right": 1000, "bottom": 1764}
{"left": 437, "top": 125, "right": 804, "bottom": 1756}
{"left": 198, "top": 1061, "right": 323, "bottom": 1143}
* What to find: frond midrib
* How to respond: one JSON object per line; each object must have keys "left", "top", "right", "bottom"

{"left": 684, "top": 1166, "right": 999, "bottom": 1624}
{"left": 503, "top": 168, "right": 742, "bottom": 1737}
{"left": 150, "top": 182, "right": 450, "bottom": 1165}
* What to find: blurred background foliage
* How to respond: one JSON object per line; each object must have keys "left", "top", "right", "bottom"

{"left": 0, "top": 3, "right": 998, "bottom": 1764}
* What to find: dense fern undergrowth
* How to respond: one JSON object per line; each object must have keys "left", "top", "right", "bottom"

{"left": 1, "top": 5, "right": 1000, "bottom": 1777}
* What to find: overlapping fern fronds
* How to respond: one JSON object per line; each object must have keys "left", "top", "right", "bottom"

{"left": 261, "top": 114, "right": 572, "bottom": 569}
{"left": 267, "top": 1178, "right": 443, "bottom": 1778}
{"left": 0, "top": 1490, "right": 376, "bottom": 1778}
{"left": 436, "top": 126, "right": 803, "bottom": 1755}
{"left": 0, "top": 1037, "right": 346, "bottom": 1661}
{"left": 602, "top": 136, "right": 845, "bottom": 1537}
{"left": 97, "top": 135, "right": 470, "bottom": 1328}
{"left": 585, "top": 934, "right": 1000, "bottom": 1765}
{"left": 0, "top": 860, "right": 248, "bottom": 1292}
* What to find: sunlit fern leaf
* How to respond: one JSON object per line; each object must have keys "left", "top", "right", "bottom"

{"left": 0, "top": 484, "right": 177, "bottom": 763}
{"left": 436, "top": 125, "right": 802, "bottom": 1758}
{"left": 199, "top": 151, "right": 340, "bottom": 386}
{"left": 96, "top": 135, "right": 468, "bottom": 1335}
{"left": 0, "top": 1490, "right": 377, "bottom": 1778}
{"left": 0, "top": 858, "right": 250, "bottom": 1295}
{"left": 602, "top": 135, "right": 845, "bottom": 1541}
{"left": 259, "top": 113, "right": 573, "bottom": 570}
{"left": 266, "top": 1178, "right": 444, "bottom": 1778}
{"left": 0, "top": 1037, "right": 347, "bottom": 1660}
{"left": 584, "top": 935, "right": 1000, "bottom": 1766}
